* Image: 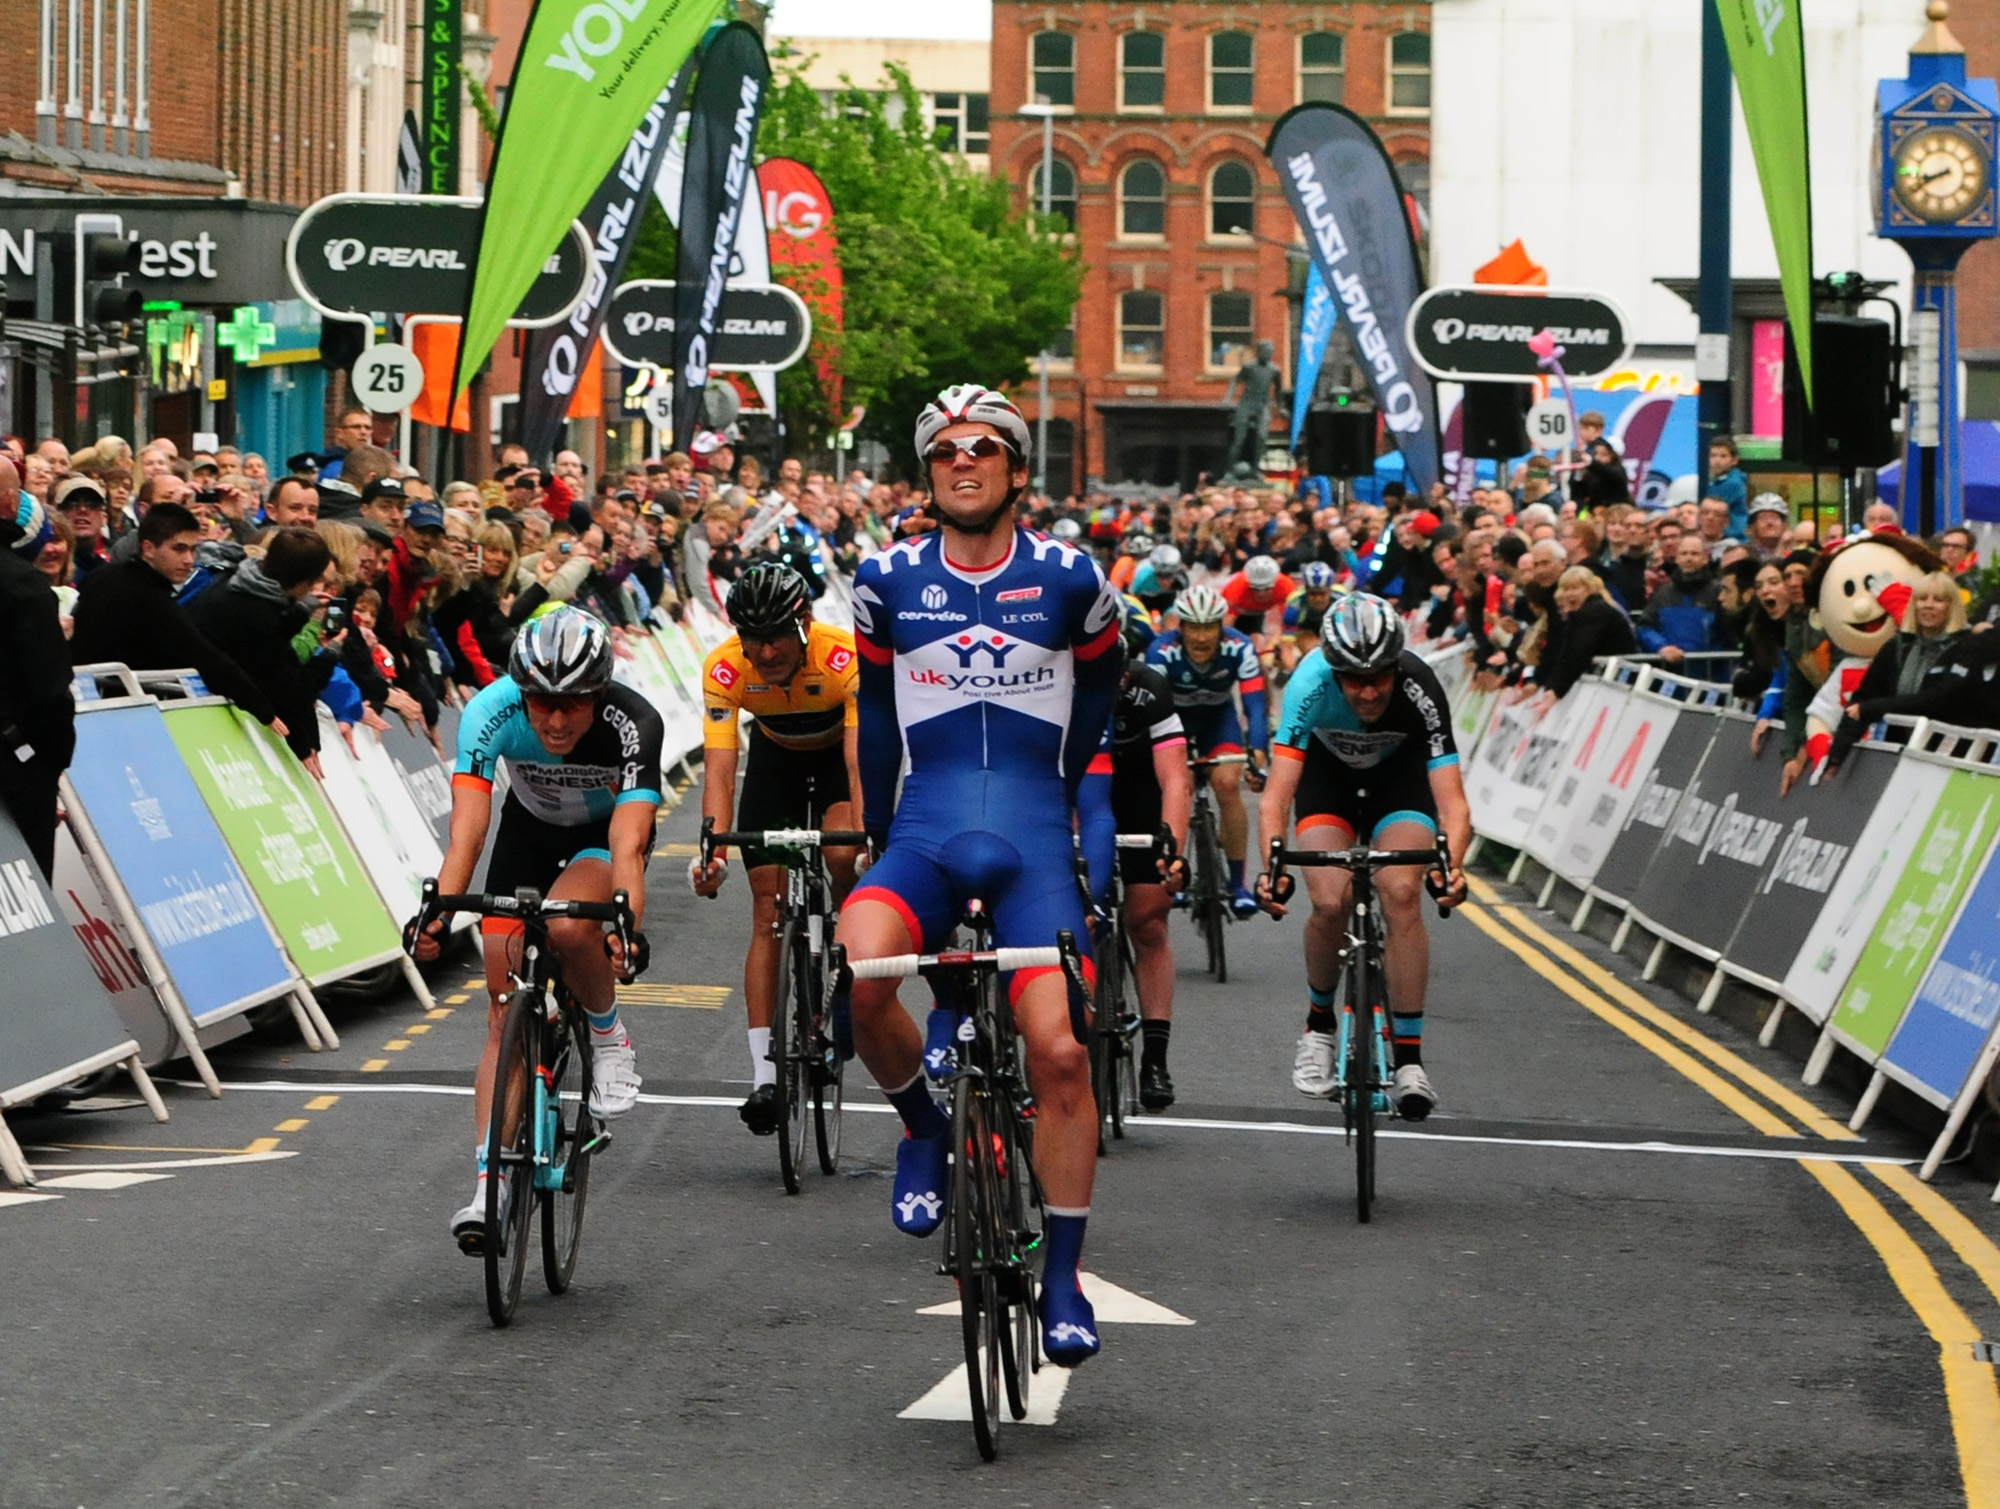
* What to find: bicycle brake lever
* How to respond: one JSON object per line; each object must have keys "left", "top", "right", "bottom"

{"left": 1056, "top": 929, "right": 1091, "bottom": 1046}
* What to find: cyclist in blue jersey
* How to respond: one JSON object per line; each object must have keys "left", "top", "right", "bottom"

{"left": 409, "top": 608, "right": 661, "bottom": 1252}
{"left": 1146, "top": 584, "right": 1267, "bottom": 917}
{"left": 840, "top": 384, "right": 1123, "bottom": 1368}
{"left": 1255, "top": 594, "right": 1469, "bottom": 1119}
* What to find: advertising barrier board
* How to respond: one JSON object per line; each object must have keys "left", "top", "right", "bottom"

{"left": 1586, "top": 694, "right": 1719, "bottom": 910}
{"left": 377, "top": 714, "right": 454, "bottom": 854}
{"left": 1464, "top": 695, "right": 1572, "bottom": 851}
{"left": 50, "top": 822, "right": 179, "bottom": 1067}
{"left": 1880, "top": 821, "right": 2000, "bottom": 1117}
{"left": 1523, "top": 675, "right": 1628, "bottom": 873}
{"left": 163, "top": 702, "right": 403, "bottom": 988}
{"left": 1824, "top": 766, "right": 2000, "bottom": 1064}
{"left": 314, "top": 709, "right": 454, "bottom": 930}
{"left": 1546, "top": 671, "right": 1680, "bottom": 892}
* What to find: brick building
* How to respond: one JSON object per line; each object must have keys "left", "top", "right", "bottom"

{"left": 988, "top": 1, "right": 1431, "bottom": 495}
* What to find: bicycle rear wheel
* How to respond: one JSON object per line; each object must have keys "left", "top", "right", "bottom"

{"left": 995, "top": 1086, "right": 1037, "bottom": 1421}
{"left": 952, "top": 1081, "right": 1002, "bottom": 1460}
{"left": 1089, "top": 931, "right": 1117, "bottom": 1151}
{"left": 1346, "top": 957, "right": 1377, "bottom": 1225}
{"left": 1200, "top": 818, "right": 1229, "bottom": 984}
{"left": 812, "top": 1010, "right": 843, "bottom": 1174}
{"left": 484, "top": 991, "right": 538, "bottom": 1326}
{"left": 541, "top": 1004, "right": 594, "bottom": 1293}
{"left": 774, "top": 920, "right": 810, "bottom": 1195}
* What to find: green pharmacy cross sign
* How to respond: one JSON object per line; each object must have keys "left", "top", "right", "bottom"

{"left": 216, "top": 305, "right": 278, "bottom": 362}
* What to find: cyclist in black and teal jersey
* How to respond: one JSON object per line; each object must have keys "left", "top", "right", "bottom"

{"left": 409, "top": 607, "right": 663, "bottom": 1253}
{"left": 1255, "top": 594, "right": 1469, "bottom": 1120}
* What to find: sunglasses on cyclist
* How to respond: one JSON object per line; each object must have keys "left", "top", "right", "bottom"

{"left": 524, "top": 692, "right": 596, "bottom": 716}
{"left": 1335, "top": 669, "right": 1397, "bottom": 693}
{"left": 924, "top": 435, "right": 1019, "bottom": 467}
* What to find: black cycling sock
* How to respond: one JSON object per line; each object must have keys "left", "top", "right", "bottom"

{"left": 1391, "top": 1014, "right": 1424, "bottom": 1069}
{"left": 1140, "top": 1019, "right": 1171, "bottom": 1069}
{"left": 1305, "top": 1004, "right": 1339, "bottom": 1036}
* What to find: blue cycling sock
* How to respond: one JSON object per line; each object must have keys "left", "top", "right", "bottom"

{"left": 1043, "top": 1207, "right": 1088, "bottom": 1285}
{"left": 1392, "top": 1014, "right": 1424, "bottom": 1068}
{"left": 1227, "top": 857, "right": 1246, "bottom": 891}
{"left": 1306, "top": 982, "right": 1338, "bottom": 1035}
{"left": 1308, "top": 983, "right": 1337, "bottom": 1008}
{"left": 884, "top": 1073, "right": 949, "bottom": 1140}
{"left": 585, "top": 1004, "right": 623, "bottom": 1039}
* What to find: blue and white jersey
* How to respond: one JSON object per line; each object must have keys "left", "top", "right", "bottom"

{"left": 850, "top": 526, "right": 1123, "bottom": 839}
{"left": 1145, "top": 627, "right": 1266, "bottom": 711}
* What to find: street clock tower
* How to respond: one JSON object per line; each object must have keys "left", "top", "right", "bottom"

{"left": 1875, "top": 0, "right": 1999, "bottom": 531}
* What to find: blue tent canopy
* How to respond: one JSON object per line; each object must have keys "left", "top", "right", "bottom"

{"left": 1876, "top": 422, "right": 2000, "bottom": 525}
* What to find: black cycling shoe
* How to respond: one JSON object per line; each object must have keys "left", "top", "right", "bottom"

{"left": 1139, "top": 1061, "right": 1175, "bottom": 1112}
{"left": 739, "top": 1084, "right": 779, "bottom": 1136}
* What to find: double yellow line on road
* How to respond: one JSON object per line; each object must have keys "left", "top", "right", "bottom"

{"left": 1463, "top": 874, "right": 2000, "bottom": 1508}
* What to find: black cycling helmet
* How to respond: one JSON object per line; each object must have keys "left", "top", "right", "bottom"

{"left": 511, "top": 605, "right": 615, "bottom": 695}
{"left": 1321, "top": 592, "right": 1406, "bottom": 676}
{"left": 728, "top": 562, "right": 812, "bottom": 643}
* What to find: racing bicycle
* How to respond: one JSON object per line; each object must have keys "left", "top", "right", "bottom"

{"left": 1261, "top": 832, "right": 1452, "bottom": 1224}
{"left": 407, "top": 879, "right": 639, "bottom": 1325}
{"left": 701, "top": 815, "right": 865, "bottom": 1194}
{"left": 1077, "top": 827, "right": 1178, "bottom": 1150}
{"left": 1184, "top": 754, "right": 1250, "bottom": 983}
{"left": 839, "top": 912, "right": 1092, "bottom": 1461}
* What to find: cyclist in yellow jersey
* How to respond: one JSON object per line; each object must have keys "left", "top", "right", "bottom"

{"left": 690, "top": 564, "right": 865, "bottom": 1134}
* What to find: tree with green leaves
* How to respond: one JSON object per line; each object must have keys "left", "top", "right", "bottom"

{"left": 627, "top": 56, "right": 1080, "bottom": 471}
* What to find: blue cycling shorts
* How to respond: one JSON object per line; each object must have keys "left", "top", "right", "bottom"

{"left": 1178, "top": 701, "right": 1245, "bottom": 757}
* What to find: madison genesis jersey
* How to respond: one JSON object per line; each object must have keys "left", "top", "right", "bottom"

{"left": 453, "top": 678, "right": 666, "bottom": 826}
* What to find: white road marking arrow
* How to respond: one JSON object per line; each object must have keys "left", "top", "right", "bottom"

{"left": 901, "top": 1272, "right": 1194, "bottom": 1426}
{"left": 35, "top": 1171, "right": 174, "bottom": 1191}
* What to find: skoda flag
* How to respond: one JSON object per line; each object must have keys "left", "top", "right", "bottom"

{"left": 672, "top": 22, "right": 771, "bottom": 448}
{"left": 1268, "top": 104, "right": 1439, "bottom": 497}
{"left": 451, "top": 0, "right": 724, "bottom": 401}
{"left": 1717, "top": 0, "right": 1814, "bottom": 406}
{"left": 518, "top": 67, "right": 692, "bottom": 466}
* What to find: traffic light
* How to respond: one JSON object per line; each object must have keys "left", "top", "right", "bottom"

{"left": 1304, "top": 402, "right": 1378, "bottom": 478}
{"left": 74, "top": 222, "right": 143, "bottom": 326}
{"left": 1461, "top": 381, "right": 1532, "bottom": 459}
{"left": 319, "top": 316, "right": 368, "bottom": 372}
{"left": 1783, "top": 316, "right": 1897, "bottom": 469}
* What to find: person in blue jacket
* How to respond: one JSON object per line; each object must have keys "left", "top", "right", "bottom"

{"left": 1635, "top": 533, "right": 1723, "bottom": 668}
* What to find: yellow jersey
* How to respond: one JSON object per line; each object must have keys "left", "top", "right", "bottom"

{"left": 702, "top": 620, "right": 859, "bottom": 752}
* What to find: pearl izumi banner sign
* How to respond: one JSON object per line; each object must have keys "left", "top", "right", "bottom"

{"left": 1268, "top": 104, "right": 1440, "bottom": 497}
{"left": 603, "top": 280, "right": 812, "bottom": 371}
{"left": 451, "top": 0, "right": 725, "bottom": 400}
{"left": 1406, "top": 287, "right": 1634, "bottom": 383}
{"left": 517, "top": 68, "right": 691, "bottom": 467}
{"left": 672, "top": 22, "right": 771, "bottom": 447}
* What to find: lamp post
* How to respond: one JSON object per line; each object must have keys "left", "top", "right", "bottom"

{"left": 1021, "top": 98, "right": 1056, "bottom": 497}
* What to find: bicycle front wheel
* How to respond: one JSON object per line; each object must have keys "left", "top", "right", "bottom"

{"left": 1347, "top": 961, "right": 1377, "bottom": 1225}
{"left": 1201, "top": 817, "right": 1229, "bottom": 984}
{"left": 1089, "top": 934, "right": 1116, "bottom": 1152}
{"left": 775, "top": 920, "right": 809, "bottom": 1195}
{"left": 812, "top": 989, "right": 844, "bottom": 1175}
{"left": 484, "top": 991, "right": 538, "bottom": 1326}
{"left": 952, "top": 1082, "right": 1002, "bottom": 1460}
{"left": 995, "top": 1086, "right": 1037, "bottom": 1422}
{"left": 541, "top": 1004, "right": 594, "bottom": 1294}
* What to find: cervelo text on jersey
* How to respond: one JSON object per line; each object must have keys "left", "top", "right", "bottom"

{"left": 1274, "top": 651, "right": 1458, "bottom": 772}
{"left": 851, "top": 529, "right": 1122, "bottom": 828}
{"left": 453, "top": 678, "right": 667, "bottom": 826}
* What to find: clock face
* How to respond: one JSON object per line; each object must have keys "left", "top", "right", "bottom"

{"left": 1893, "top": 127, "right": 1988, "bottom": 224}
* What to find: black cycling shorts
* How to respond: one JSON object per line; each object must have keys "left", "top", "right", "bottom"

{"left": 735, "top": 727, "right": 853, "bottom": 869}
{"left": 1293, "top": 745, "right": 1439, "bottom": 845}
{"left": 478, "top": 794, "right": 612, "bottom": 933}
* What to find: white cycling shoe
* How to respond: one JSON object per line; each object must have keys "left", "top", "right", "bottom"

{"left": 589, "top": 1039, "right": 642, "bottom": 1119}
{"left": 450, "top": 1174, "right": 510, "bottom": 1255}
{"left": 1392, "top": 1063, "right": 1437, "bottom": 1121}
{"left": 1291, "top": 1030, "right": 1339, "bottom": 1098}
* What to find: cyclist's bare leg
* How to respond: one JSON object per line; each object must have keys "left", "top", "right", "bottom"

{"left": 475, "top": 927, "right": 528, "bottom": 1140}
{"left": 744, "top": 864, "right": 785, "bottom": 1033}
{"left": 1012, "top": 973, "right": 1097, "bottom": 1209}
{"left": 1371, "top": 818, "right": 1434, "bottom": 1025}
{"left": 833, "top": 897, "right": 923, "bottom": 1094}
{"left": 1212, "top": 761, "right": 1248, "bottom": 863}
{"left": 1125, "top": 881, "right": 1175, "bottom": 1021}
{"left": 1297, "top": 825, "right": 1357, "bottom": 993}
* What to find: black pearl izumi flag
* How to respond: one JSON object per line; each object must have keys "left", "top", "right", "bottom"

{"left": 671, "top": 21, "right": 770, "bottom": 450}
{"left": 1268, "top": 104, "right": 1440, "bottom": 497}
{"left": 518, "top": 66, "right": 691, "bottom": 467}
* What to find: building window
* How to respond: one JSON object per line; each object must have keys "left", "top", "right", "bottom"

{"left": 1121, "top": 31, "right": 1165, "bottom": 110}
{"left": 1209, "top": 31, "right": 1254, "bottom": 110}
{"left": 1029, "top": 157, "right": 1078, "bottom": 231}
{"left": 1118, "top": 159, "right": 1167, "bottom": 238}
{"left": 1119, "top": 290, "right": 1166, "bottom": 371}
{"left": 1208, "top": 291, "right": 1255, "bottom": 372}
{"left": 1395, "top": 159, "right": 1430, "bottom": 239}
{"left": 1209, "top": 160, "right": 1256, "bottom": 239}
{"left": 1388, "top": 33, "right": 1431, "bottom": 115}
{"left": 1298, "top": 32, "right": 1344, "bottom": 104}
{"left": 933, "top": 93, "right": 990, "bottom": 153}
{"left": 1032, "top": 32, "right": 1075, "bottom": 108}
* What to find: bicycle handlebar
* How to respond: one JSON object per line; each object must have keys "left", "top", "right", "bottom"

{"left": 846, "top": 929, "right": 1093, "bottom": 1045}
{"left": 1261, "top": 830, "right": 1457, "bottom": 920}
{"left": 407, "top": 879, "right": 645, "bottom": 978}
{"left": 709, "top": 827, "right": 871, "bottom": 850}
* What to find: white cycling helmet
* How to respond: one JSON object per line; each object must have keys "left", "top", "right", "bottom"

{"left": 1321, "top": 593, "right": 1405, "bottom": 675}
{"left": 1051, "top": 517, "right": 1083, "bottom": 542}
{"left": 1148, "top": 543, "right": 1184, "bottom": 577}
{"left": 913, "top": 383, "right": 1032, "bottom": 467}
{"left": 1123, "top": 531, "right": 1155, "bottom": 557}
{"left": 511, "top": 605, "right": 615, "bottom": 695}
{"left": 1300, "top": 561, "right": 1337, "bottom": 592}
{"left": 1173, "top": 585, "right": 1228, "bottom": 625}
{"left": 1244, "top": 555, "right": 1280, "bottom": 591}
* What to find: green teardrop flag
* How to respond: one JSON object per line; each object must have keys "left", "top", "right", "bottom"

{"left": 453, "top": 0, "right": 725, "bottom": 399}
{"left": 1717, "top": 0, "right": 1814, "bottom": 406}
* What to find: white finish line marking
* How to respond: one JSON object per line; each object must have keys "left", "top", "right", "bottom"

{"left": 35, "top": 1171, "right": 174, "bottom": 1191}
{"left": 190, "top": 1083, "right": 1915, "bottom": 1165}
{"left": 0, "top": 1191, "right": 62, "bottom": 1208}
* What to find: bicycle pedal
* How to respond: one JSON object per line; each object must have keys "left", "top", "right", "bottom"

{"left": 578, "top": 1129, "right": 613, "bottom": 1157}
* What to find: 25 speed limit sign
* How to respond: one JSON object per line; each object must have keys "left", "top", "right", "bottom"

{"left": 1525, "top": 398, "right": 1572, "bottom": 451}
{"left": 348, "top": 343, "right": 425, "bottom": 414}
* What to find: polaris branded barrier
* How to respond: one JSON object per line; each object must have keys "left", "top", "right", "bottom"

{"left": 0, "top": 799, "right": 170, "bottom": 1188}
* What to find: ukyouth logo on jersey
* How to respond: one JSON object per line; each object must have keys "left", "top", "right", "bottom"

{"left": 902, "top": 628, "right": 1061, "bottom": 706}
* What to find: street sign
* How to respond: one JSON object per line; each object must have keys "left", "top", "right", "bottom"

{"left": 642, "top": 384, "right": 673, "bottom": 431}
{"left": 285, "top": 193, "right": 590, "bottom": 326}
{"left": 349, "top": 342, "right": 425, "bottom": 413}
{"left": 601, "top": 281, "right": 813, "bottom": 372}
{"left": 1406, "top": 286, "right": 1633, "bottom": 382}
{"left": 1525, "top": 397, "right": 1572, "bottom": 450}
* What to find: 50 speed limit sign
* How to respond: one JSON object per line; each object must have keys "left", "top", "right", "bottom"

{"left": 1525, "top": 398, "right": 1572, "bottom": 451}
{"left": 349, "top": 343, "right": 425, "bottom": 414}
